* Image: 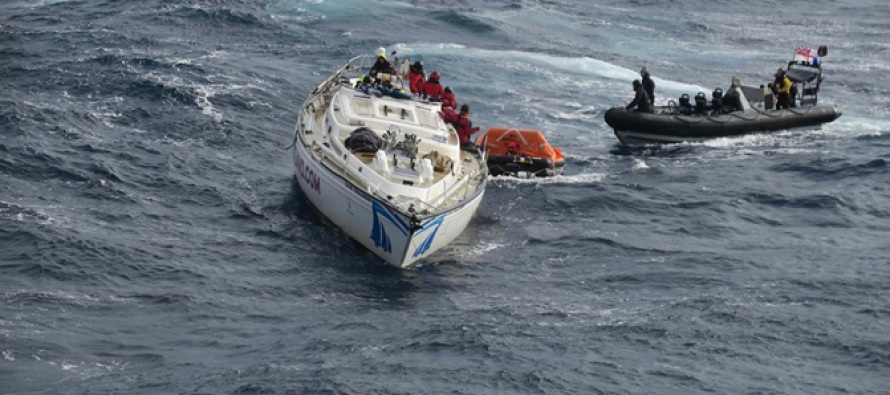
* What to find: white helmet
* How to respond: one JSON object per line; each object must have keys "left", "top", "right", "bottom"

{"left": 376, "top": 47, "right": 386, "bottom": 58}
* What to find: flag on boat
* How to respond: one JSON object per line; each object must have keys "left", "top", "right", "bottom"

{"left": 794, "top": 46, "right": 817, "bottom": 62}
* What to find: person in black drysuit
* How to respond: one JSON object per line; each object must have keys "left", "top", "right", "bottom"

{"left": 720, "top": 75, "right": 744, "bottom": 113}
{"left": 625, "top": 79, "right": 652, "bottom": 112}
{"left": 641, "top": 67, "right": 655, "bottom": 106}
{"left": 368, "top": 47, "right": 393, "bottom": 78}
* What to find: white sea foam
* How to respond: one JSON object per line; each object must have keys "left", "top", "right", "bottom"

{"left": 632, "top": 159, "right": 650, "bottom": 171}
{"left": 395, "top": 43, "right": 708, "bottom": 96}
{"left": 7, "top": 0, "right": 75, "bottom": 7}
{"left": 490, "top": 171, "right": 607, "bottom": 186}
{"left": 48, "top": 359, "right": 128, "bottom": 379}
{"left": 463, "top": 242, "right": 504, "bottom": 257}
{"left": 823, "top": 116, "right": 890, "bottom": 135}
{"left": 4, "top": 201, "right": 58, "bottom": 226}
{"left": 100, "top": 47, "right": 274, "bottom": 124}
{"left": 549, "top": 106, "right": 600, "bottom": 121}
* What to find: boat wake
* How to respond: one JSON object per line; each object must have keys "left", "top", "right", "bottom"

{"left": 488, "top": 171, "right": 607, "bottom": 187}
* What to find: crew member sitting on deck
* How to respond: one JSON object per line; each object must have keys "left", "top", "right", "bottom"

{"left": 422, "top": 71, "right": 445, "bottom": 102}
{"left": 379, "top": 81, "right": 412, "bottom": 100}
{"left": 369, "top": 47, "right": 393, "bottom": 77}
{"left": 442, "top": 86, "right": 457, "bottom": 110}
{"left": 440, "top": 104, "right": 480, "bottom": 150}
{"left": 356, "top": 75, "right": 383, "bottom": 97}
{"left": 408, "top": 61, "right": 426, "bottom": 94}
{"left": 440, "top": 102, "right": 457, "bottom": 124}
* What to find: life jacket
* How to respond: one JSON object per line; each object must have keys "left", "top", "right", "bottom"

{"left": 441, "top": 91, "right": 457, "bottom": 109}
{"left": 422, "top": 79, "right": 445, "bottom": 102}
{"left": 778, "top": 77, "right": 792, "bottom": 94}
{"left": 440, "top": 108, "right": 458, "bottom": 124}
{"left": 454, "top": 113, "right": 474, "bottom": 144}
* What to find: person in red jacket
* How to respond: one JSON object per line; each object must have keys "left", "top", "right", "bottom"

{"left": 441, "top": 86, "right": 457, "bottom": 110}
{"left": 440, "top": 104, "right": 480, "bottom": 150}
{"left": 422, "top": 71, "right": 445, "bottom": 102}
{"left": 408, "top": 61, "right": 426, "bottom": 94}
{"left": 439, "top": 104, "right": 457, "bottom": 126}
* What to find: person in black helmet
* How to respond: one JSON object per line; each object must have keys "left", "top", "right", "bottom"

{"left": 640, "top": 67, "right": 655, "bottom": 106}
{"left": 625, "top": 79, "right": 652, "bottom": 112}
{"left": 408, "top": 61, "right": 426, "bottom": 94}
{"left": 774, "top": 68, "right": 792, "bottom": 110}
{"left": 440, "top": 103, "right": 480, "bottom": 150}
{"left": 369, "top": 47, "right": 393, "bottom": 77}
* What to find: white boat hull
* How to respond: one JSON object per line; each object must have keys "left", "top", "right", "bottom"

{"left": 293, "top": 141, "right": 484, "bottom": 267}
{"left": 290, "top": 55, "right": 488, "bottom": 268}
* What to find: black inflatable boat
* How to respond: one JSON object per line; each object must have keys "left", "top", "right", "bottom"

{"left": 605, "top": 46, "right": 843, "bottom": 144}
{"left": 606, "top": 104, "right": 842, "bottom": 144}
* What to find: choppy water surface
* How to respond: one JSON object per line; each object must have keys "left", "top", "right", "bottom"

{"left": 2, "top": 0, "right": 889, "bottom": 393}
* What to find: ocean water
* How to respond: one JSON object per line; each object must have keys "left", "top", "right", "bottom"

{"left": 2, "top": 0, "right": 889, "bottom": 393}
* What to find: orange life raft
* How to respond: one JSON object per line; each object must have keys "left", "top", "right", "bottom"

{"left": 475, "top": 127, "right": 566, "bottom": 177}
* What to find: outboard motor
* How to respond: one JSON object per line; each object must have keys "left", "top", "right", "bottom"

{"left": 694, "top": 92, "right": 708, "bottom": 115}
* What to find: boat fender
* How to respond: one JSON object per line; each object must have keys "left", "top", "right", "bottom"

{"left": 419, "top": 158, "right": 434, "bottom": 182}
{"left": 763, "top": 85, "right": 775, "bottom": 110}
{"left": 372, "top": 150, "right": 390, "bottom": 174}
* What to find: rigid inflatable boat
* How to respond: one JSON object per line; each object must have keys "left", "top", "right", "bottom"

{"left": 605, "top": 46, "right": 842, "bottom": 144}
{"left": 476, "top": 127, "right": 566, "bottom": 177}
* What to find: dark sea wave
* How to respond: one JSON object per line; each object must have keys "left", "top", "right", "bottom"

{"left": 2, "top": 0, "right": 890, "bottom": 394}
